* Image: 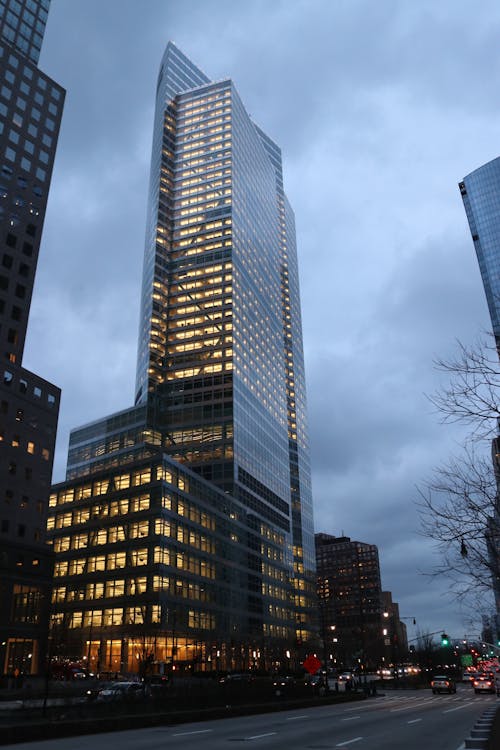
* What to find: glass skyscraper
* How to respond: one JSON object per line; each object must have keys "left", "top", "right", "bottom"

{"left": 460, "top": 157, "right": 500, "bottom": 345}
{"left": 0, "top": 0, "right": 64, "bottom": 676}
{"left": 48, "top": 43, "right": 315, "bottom": 675}
{"left": 460, "top": 157, "right": 500, "bottom": 643}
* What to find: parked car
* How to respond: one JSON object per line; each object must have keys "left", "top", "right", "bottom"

{"left": 148, "top": 674, "right": 170, "bottom": 692}
{"left": 96, "top": 681, "right": 147, "bottom": 702}
{"left": 218, "top": 673, "right": 253, "bottom": 684}
{"left": 473, "top": 674, "right": 495, "bottom": 694}
{"left": 431, "top": 675, "right": 456, "bottom": 694}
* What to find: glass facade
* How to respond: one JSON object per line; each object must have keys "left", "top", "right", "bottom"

{"left": 50, "top": 42, "right": 316, "bottom": 673}
{"left": 134, "top": 43, "right": 316, "bottom": 637}
{"left": 460, "top": 157, "right": 500, "bottom": 343}
{"left": 460, "top": 158, "right": 500, "bottom": 642}
{"left": 50, "top": 447, "right": 299, "bottom": 672}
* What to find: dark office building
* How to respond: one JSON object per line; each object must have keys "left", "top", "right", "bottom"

{"left": 315, "top": 533, "right": 385, "bottom": 670}
{"left": 0, "top": 0, "right": 64, "bottom": 676}
{"left": 47, "top": 43, "right": 315, "bottom": 675}
{"left": 380, "top": 591, "right": 407, "bottom": 666}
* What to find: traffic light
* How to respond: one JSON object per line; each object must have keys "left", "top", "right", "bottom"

{"left": 441, "top": 633, "right": 450, "bottom": 646}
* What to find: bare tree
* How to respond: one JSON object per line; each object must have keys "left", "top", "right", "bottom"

{"left": 417, "top": 447, "right": 499, "bottom": 598}
{"left": 430, "top": 335, "right": 500, "bottom": 440}
{"left": 417, "top": 334, "right": 500, "bottom": 606}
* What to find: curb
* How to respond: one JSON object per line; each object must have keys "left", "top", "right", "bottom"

{"left": 464, "top": 705, "right": 499, "bottom": 749}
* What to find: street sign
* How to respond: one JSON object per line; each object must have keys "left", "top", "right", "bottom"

{"left": 303, "top": 655, "right": 322, "bottom": 674}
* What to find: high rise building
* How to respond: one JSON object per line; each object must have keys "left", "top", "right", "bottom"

{"left": 460, "top": 158, "right": 500, "bottom": 346}
{"left": 460, "top": 159, "right": 500, "bottom": 643}
{"left": 0, "top": 0, "right": 64, "bottom": 676}
{"left": 48, "top": 43, "right": 315, "bottom": 675}
{"left": 315, "top": 533, "right": 386, "bottom": 670}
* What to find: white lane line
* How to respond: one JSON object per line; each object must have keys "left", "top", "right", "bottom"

{"left": 390, "top": 701, "right": 434, "bottom": 712}
{"left": 443, "top": 701, "right": 477, "bottom": 713}
{"left": 336, "top": 738, "right": 363, "bottom": 747}
{"left": 286, "top": 715, "right": 308, "bottom": 720}
{"left": 408, "top": 718, "right": 422, "bottom": 724}
{"left": 342, "top": 716, "right": 360, "bottom": 721}
{"left": 172, "top": 729, "right": 213, "bottom": 737}
{"left": 344, "top": 703, "right": 378, "bottom": 712}
{"left": 246, "top": 733, "right": 277, "bottom": 740}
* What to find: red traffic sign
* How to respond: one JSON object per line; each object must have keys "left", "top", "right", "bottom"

{"left": 303, "top": 655, "right": 322, "bottom": 675}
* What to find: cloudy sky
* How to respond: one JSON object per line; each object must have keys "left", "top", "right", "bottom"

{"left": 23, "top": 0, "right": 500, "bottom": 641}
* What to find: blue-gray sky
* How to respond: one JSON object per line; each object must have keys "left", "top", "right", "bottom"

{"left": 25, "top": 0, "right": 500, "bottom": 641}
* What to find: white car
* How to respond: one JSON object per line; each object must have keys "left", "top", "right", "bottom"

{"left": 431, "top": 675, "right": 456, "bottom": 694}
{"left": 96, "top": 681, "right": 146, "bottom": 702}
{"left": 473, "top": 674, "right": 495, "bottom": 694}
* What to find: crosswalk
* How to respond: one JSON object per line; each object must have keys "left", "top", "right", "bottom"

{"left": 377, "top": 691, "right": 497, "bottom": 706}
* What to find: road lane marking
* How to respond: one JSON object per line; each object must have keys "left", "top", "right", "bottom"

{"left": 336, "top": 738, "right": 363, "bottom": 747}
{"left": 343, "top": 703, "right": 378, "bottom": 712}
{"left": 172, "top": 729, "right": 213, "bottom": 737}
{"left": 286, "top": 715, "right": 308, "bottom": 720}
{"left": 342, "top": 716, "right": 360, "bottom": 721}
{"left": 390, "top": 701, "right": 434, "bottom": 712}
{"left": 408, "top": 719, "right": 422, "bottom": 724}
{"left": 443, "top": 701, "right": 476, "bottom": 713}
{"left": 246, "top": 733, "right": 277, "bottom": 740}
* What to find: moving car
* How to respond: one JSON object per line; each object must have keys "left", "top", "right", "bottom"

{"left": 338, "top": 671, "right": 354, "bottom": 682}
{"left": 431, "top": 675, "right": 456, "bottom": 694}
{"left": 462, "top": 672, "right": 477, "bottom": 685}
{"left": 473, "top": 674, "right": 495, "bottom": 694}
{"left": 272, "top": 675, "right": 295, "bottom": 695}
{"left": 304, "top": 673, "right": 326, "bottom": 694}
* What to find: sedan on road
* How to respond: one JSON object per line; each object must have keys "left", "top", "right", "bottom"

{"left": 430, "top": 675, "right": 456, "bottom": 694}
{"left": 473, "top": 674, "right": 495, "bottom": 694}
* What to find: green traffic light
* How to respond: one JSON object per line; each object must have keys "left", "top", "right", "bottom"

{"left": 441, "top": 633, "right": 449, "bottom": 646}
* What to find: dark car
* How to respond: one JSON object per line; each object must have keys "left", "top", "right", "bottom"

{"left": 148, "top": 674, "right": 170, "bottom": 697}
{"left": 218, "top": 673, "right": 253, "bottom": 684}
{"left": 462, "top": 672, "right": 477, "bottom": 685}
{"left": 96, "top": 681, "right": 147, "bottom": 702}
{"left": 272, "top": 675, "right": 295, "bottom": 695}
{"left": 430, "top": 675, "right": 456, "bottom": 694}
{"left": 304, "top": 673, "right": 326, "bottom": 695}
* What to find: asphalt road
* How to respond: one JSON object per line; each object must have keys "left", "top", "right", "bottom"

{"left": 2, "top": 686, "right": 497, "bottom": 750}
